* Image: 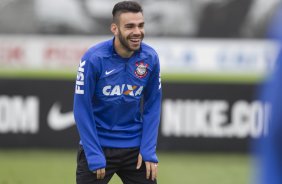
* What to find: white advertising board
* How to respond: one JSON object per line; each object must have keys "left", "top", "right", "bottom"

{"left": 0, "top": 36, "right": 279, "bottom": 75}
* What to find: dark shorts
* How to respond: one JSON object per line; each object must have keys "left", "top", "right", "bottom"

{"left": 76, "top": 145, "right": 157, "bottom": 184}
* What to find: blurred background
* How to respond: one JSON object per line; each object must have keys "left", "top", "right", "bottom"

{"left": 0, "top": 0, "right": 281, "bottom": 183}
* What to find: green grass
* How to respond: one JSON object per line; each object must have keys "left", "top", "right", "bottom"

{"left": 161, "top": 73, "right": 265, "bottom": 84}
{"left": 0, "top": 69, "right": 265, "bottom": 83}
{"left": 0, "top": 150, "right": 251, "bottom": 184}
{"left": 0, "top": 69, "right": 77, "bottom": 80}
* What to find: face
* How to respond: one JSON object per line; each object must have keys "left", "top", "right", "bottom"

{"left": 111, "top": 12, "right": 145, "bottom": 55}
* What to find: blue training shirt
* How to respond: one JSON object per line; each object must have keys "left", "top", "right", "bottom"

{"left": 256, "top": 4, "right": 282, "bottom": 184}
{"left": 73, "top": 38, "right": 162, "bottom": 172}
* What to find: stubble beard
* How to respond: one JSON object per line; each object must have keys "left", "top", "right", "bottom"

{"left": 118, "top": 28, "right": 144, "bottom": 52}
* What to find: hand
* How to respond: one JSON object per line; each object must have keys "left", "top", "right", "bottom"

{"left": 136, "top": 153, "right": 158, "bottom": 181}
{"left": 93, "top": 168, "right": 106, "bottom": 179}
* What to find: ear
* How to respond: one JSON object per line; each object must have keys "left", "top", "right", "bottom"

{"left": 111, "top": 23, "right": 118, "bottom": 36}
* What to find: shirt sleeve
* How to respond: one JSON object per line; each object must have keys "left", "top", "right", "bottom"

{"left": 73, "top": 54, "right": 106, "bottom": 171}
{"left": 140, "top": 54, "right": 162, "bottom": 163}
{"left": 259, "top": 51, "right": 282, "bottom": 184}
{"left": 258, "top": 5, "right": 282, "bottom": 184}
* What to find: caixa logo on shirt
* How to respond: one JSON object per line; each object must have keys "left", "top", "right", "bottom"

{"left": 102, "top": 84, "right": 143, "bottom": 96}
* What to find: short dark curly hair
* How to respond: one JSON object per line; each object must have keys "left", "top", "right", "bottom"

{"left": 112, "top": 1, "right": 143, "bottom": 23}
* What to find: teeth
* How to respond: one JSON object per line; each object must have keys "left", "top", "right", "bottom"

{"left": 130, "top": 39, "right": 140, "bottom": 42}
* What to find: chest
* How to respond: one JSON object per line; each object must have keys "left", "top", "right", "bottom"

{"left": 95, "top": 57, "right": 153, "bottom": 98}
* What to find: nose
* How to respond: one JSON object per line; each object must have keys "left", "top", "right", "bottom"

{"left": 132, "top": 26, "right": 142, "bottom": 35}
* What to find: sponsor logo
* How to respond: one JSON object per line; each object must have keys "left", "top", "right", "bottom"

{"left": 0, "top": 95, "right": 39, "bottom": 134}
{"left": 159, "top": 72, "right": 162, "bottom": 89}
{"left": 135, "top": 61, "right": 148, "bottom": 78}
{"left": 105, "top": 69, "right": 115, "bottom": 75}
{"left": 102, "top": 84, "right": 143, "bottom": 96}
{"left": 47, "top": 102, "right": 75, "bottom": 131}
{"left": 162, "top": 99, "right": 270, "bottom": 138}
{"left": 75, "top": 60, "right": 86, "bottom": 94}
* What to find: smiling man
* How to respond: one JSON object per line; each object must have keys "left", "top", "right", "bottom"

{"left": 73, "top": 1, "right": 162, "bottom": 184}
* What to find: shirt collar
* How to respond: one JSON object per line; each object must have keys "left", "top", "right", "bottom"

{"left": 109, "top": 37, "right": 143, "bottom": 58}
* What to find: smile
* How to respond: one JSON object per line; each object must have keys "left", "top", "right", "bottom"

{"left": 129, "top": 38, "right": 141, "bottom": 43}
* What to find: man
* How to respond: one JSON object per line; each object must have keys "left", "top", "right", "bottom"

{"left": 73, "top": 1, "right": 162, "bottom": 184}
{"left": 256, "top": 3, "right": 282, "bottom": 184}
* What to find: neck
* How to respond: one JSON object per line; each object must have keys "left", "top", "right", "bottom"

{"left": 114, "top": 38, "right": 134, "bottom": 58}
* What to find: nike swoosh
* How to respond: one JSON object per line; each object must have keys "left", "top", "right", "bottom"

{"left": 47, "top": 102, "right": 75, "bottom": 131}
{"left": 105, "top": 69, "right": 115, "bottom": 75}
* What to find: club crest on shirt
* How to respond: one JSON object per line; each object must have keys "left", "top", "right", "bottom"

{"left": 135, "top": 61, "right": 148, "bottom": 78}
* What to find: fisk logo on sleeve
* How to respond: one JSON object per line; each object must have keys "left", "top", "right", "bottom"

{"left": 75, "top": 60, "right": 86, "bottom": 94}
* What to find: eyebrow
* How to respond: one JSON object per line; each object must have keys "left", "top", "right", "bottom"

{"left": 124, "top": 22, "right": 145, "bottom": 27}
